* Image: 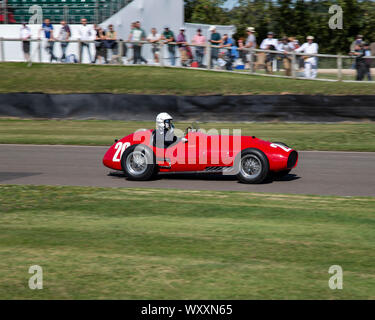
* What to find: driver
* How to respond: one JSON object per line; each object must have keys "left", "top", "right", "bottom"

{"left": 154, "top": 112, "right": 177, "bottom": 148}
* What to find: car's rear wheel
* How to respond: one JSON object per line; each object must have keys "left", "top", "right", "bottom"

{"left": 236, "top": 149, "right": 269, "bottom": 184}
{"left": 121, "top": 145, "right": 156, "bottom": 181}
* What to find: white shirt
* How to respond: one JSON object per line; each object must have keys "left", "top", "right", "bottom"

{"left": 147, "top": 33, "right": 160, "bottom": 42}
{"left": 260, "top": 38, "right": 278, "bottom": 50}
{"left": 78, "top": 25, "right": 94, "bottom": 41}
{"left": 277, "top": 42, "right": 292, "bottom": 52}
{"left": 295, "top": 42, "right": 319, "bottom": 55}
{"left": 20, "top": 26, "right": 31, "bottom": 40}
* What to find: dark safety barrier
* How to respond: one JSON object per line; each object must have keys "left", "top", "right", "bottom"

{"left": 0, "top": 93, "right": 375, "bottom": 122}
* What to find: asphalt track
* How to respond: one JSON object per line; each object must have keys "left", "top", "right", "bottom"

{"left": 0, "top": 144, "right": 374, "bottom": 197}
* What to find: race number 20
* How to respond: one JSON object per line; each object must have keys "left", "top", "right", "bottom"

{"left": 112, "top": 142, "right": 131, "bottom": 162}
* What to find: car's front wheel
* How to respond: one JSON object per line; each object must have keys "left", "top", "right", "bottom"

{"left": 236, "top": 149, "right": 269, "bottom": 184}
{"left": 121, "top": 145, "right": 156, "bottom": 181}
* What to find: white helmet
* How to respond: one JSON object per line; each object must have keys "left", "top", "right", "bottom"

{"left": 156, "top": 112, "right": 174, "bottom": 132}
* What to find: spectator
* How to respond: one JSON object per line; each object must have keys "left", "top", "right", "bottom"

{"left": 78, "top": 18, "right": 94, "bottom": 63}
{"left": 244, "top": 27, "right": 256, "bottom": 69}
{"left": 295, "top": 35, "right": 319, "bottom": 79}
{"left": 364, "top": 42, "right": 372, "bottom": 81}
{"left": 256, "top": 32, "right": 278, "bottom": 72}
{"left": 161, "top": 26, "right": 176, "bottom": 66}
{"left": 58, "top": 20, "right": 71, "bottom": 62}
{"left": 93, "top": 25, "right": 106, "bottom": 64}
{"left": 350, "top": 43, "right": 367, "bottom": 81}
{"left": 350, "top": 35, "right": 364, "bottom": 52}
{"left": 288, "top": 37, "right": 304, "bottom": 69}
{"left": 105, "top": 24, "right": 118, "bottom": 62}
{"left": 221, "top": 34, "right": 235, "bottom": 71}
{"left": 147, "top": 28, "right": 161, "bottom": 64}
{"left": 126, "top": 22, "right": 136, "bottom": 64}
{"left": 277, "top": 37, "right": 292, "bottom": 76}
{"left": 237, "top": 38, "right": 246, "bottom": 65}
{"left": 176, "top": 27, "right": 189, "bottom": 67}
{"left": 38, "top": 18, "right": 58, "bottom": 62}
{"left": 265, "top": 44, "right": 277, "bottom": 74}
{"left": 260, "top": 31, "right": 278, "bottom": 50}
{"left": 288, "top": 37, "right": 299, "bottom": 50}
{"left": 255, "top": 31, "right": 278, "bottom": 69}
{"left": 20, "top": 22, "right": 31, "bottom": 62}
{"left": 209, "top": 26, "right": 221, "bottom": 68}
{"left": 129, "top": 21, "right": 147, "bottom": 64}
{"left": 245, "top": 27, "right": 257, "bottom": 49}
{"left": 192, "top": 28, "right": 206, "bottom": 68}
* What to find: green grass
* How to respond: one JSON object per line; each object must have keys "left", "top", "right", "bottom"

{"left": 0, "top": 185, "right": 374, "bottom": 299}
{"left": 1, "top": 62, "right": 375, "bottom": 95}
{"left": 1, "top": 119, "right": 375, "bottom": 151}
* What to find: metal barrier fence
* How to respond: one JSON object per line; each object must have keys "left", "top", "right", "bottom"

{"left": 1, "top": 37, "right": 374, "bottom": 82}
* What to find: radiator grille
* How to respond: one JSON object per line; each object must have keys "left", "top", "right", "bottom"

{"left": 287, "top": 151, "right": 298, "bottom": 168}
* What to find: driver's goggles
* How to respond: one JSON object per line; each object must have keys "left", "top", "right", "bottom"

{"left": 164, "top": 120, "right": 174, "bottom": 129}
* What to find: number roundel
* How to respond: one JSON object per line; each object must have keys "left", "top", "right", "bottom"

{"left": 270, "top": 143, "right": 292, "bottom": 153}
{"left": 112, "top": 142, "right": 131, "bottom": 162}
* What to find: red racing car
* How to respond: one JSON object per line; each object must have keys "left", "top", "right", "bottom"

{"left": 103, "top": 113, "right": 298, "bottom": 184}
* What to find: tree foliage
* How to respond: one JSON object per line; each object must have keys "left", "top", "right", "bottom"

{"left": 184, "top": 0, "right": 229, "bottom": 25}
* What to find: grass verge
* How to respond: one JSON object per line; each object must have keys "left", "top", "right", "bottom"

{"left": 0, "top": 119, "right": 374, "bottom": 151}
{"left": 0, "top": 185, "right": 374, "bottom": 299}
{"left": 1, "top": 62, "right": 375, "bottom": 95}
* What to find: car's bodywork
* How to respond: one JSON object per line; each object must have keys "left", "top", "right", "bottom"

{"left": 103, "top": 128, "right": 298, "bottom": 183}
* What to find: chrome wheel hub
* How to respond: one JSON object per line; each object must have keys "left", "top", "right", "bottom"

{"left": 126, "top": 152, "right": 147, "bottom": 176}
{"left": 240, "top": 155, "right": 262, "bottom": 178}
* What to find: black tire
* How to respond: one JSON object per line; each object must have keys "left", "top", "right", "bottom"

{"left": 121, "top": 144, "right": 156, "bottom": 181}
{"left": 236, "top": 148, "right": 269, "bottom": 184}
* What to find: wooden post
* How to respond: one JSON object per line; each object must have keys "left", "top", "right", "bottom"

{"left": 206, "top": 42, "right": 211, "bottom": 70}
{"left": 118, "top": 40, "right": 123, "bottom": 64}
{"left": 159, "top": 42, "right": 164, "bottom": 66}
{"left": 337, "top": 55, "right": 343, "bottom": 81}
{"left": 78, "top": 40, "right": 82, "bottom": 63}
{"left": 291, "top": 52, "right": 297, "bottom": 78}
{"left": 0, "top": 38, "right": 4, "bottom": 62}
{"left": 38, "top": 39, "right": 42, "bottom": 62}
{"left": 249, "top": 49, "right": 254, "bottom": 73}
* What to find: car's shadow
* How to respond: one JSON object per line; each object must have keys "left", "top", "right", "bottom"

{"left": 108, "top": 171, "right": 300, "bottom": 184}
{"left": 271, "top": 173, "right": 300, "bottom": 182}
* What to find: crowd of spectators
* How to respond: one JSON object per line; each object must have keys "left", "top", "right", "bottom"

{"left": 18, "top": 19, "right": 373, "bottom": 80}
